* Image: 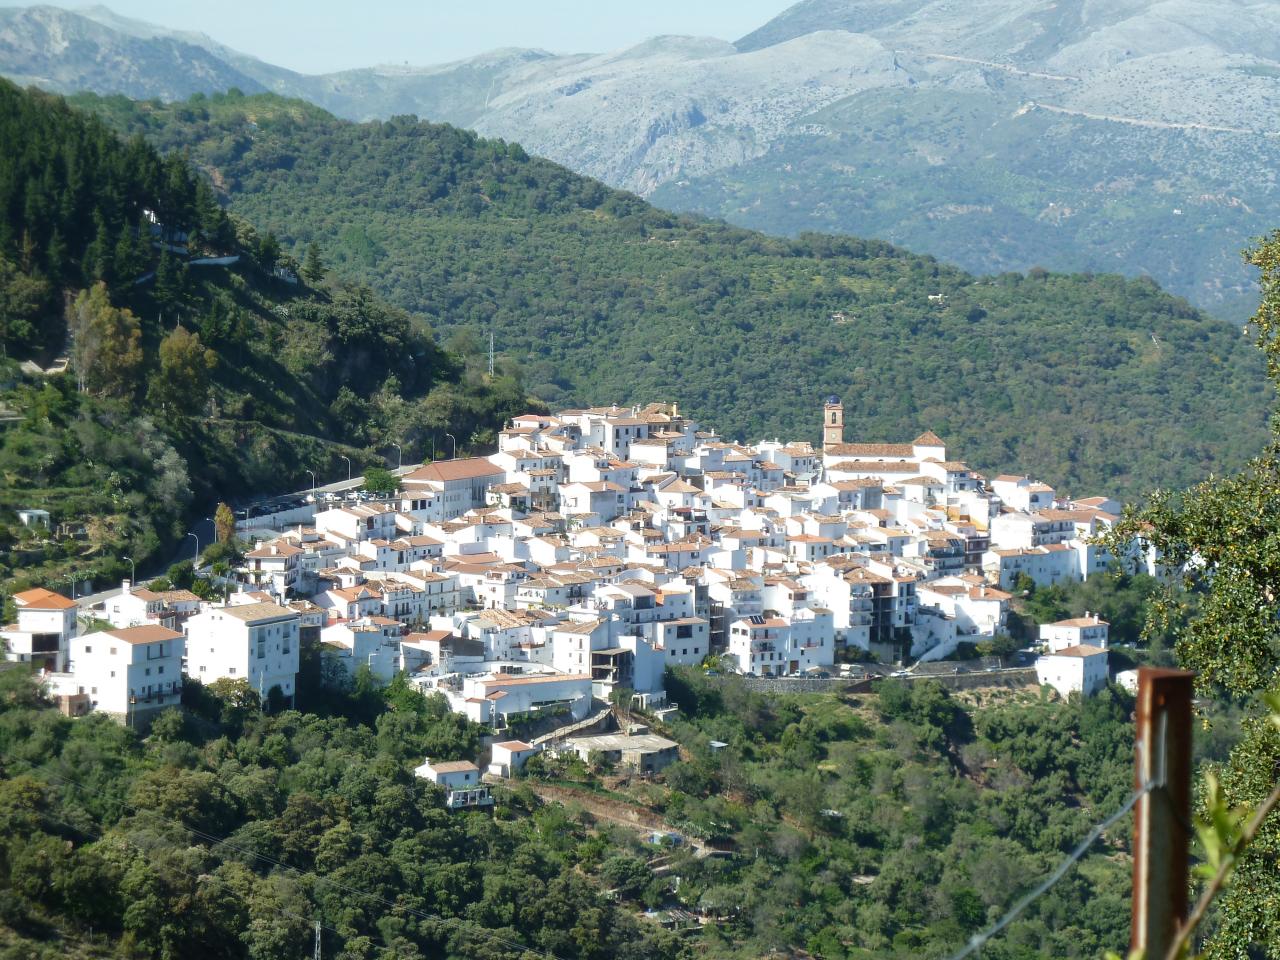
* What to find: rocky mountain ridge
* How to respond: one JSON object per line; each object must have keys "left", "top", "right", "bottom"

{"left": 3, "top": 2, "right": 1278, "bottom": 314}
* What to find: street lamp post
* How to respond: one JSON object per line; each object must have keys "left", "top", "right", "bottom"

{"left": 391, "top": 442, "right": 402, "bottom": 471}
{"left": 206, "top": 516, "right": 216, "bottom": 544}
{"left": 123, "top": 555, "right": 136, "bottom": 585}
{"left": 340, "top": 455, "right": 351, "bottom": 481}
{"left": 445, "top": 433, "right": 457, "bottom": 460}
{"left": 306, "top": 469, "right": 316, "bottom": 494}
{"left": 430, "top": 436, "right": 435, "bottom": 462}
{"left": 187, "top": 532, "right": 199, "bottom": 564}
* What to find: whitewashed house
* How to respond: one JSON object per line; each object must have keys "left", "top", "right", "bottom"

{"left": 488, "top": 740, "right": 542, "bottom": 777}
{"left": 184, "top": 601, "right": 301, "bottom": 703}
{"left": 54, "top": 625, "right": 184, "bottom": 726}
{"left": 1035, "top": 645, "right": 1109, "bottom": 697}
{"left": 1040, "top": 613, "right": 1109, "bottom": 653}
{"left": 2, "top": 587, "right": 77, "bottom": 672}
{"left": 413, "top": 758, "right": 494, "bottom": 809}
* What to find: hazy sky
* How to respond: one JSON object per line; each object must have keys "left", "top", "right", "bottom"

{"left": 25, "top": 2, "right": 791, "bottom": 74}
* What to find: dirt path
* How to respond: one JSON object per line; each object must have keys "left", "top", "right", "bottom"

{"left": 522, "top": 781, "right": 725, "bottom": 857}
{"left": 1017, "top": 101, "right": 1280, "bottom": 137}
{"left": 918, "top": 52, "right": 1080, "bottom": 82}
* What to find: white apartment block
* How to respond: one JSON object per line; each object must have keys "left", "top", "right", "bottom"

{"left": 185, "top": 601, "right": 301, "bottom": 703}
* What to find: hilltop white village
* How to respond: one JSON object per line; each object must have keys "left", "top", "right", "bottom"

{"left": 4, "top": 398, "right": 1143, "bottom": 786}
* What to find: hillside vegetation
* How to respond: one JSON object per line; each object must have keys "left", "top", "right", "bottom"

{"left": 77, "top": 90, "right": 1270, "bottom": 500}
{"left": 0, "top": 81, "right": 526, "bottom": 592}
{"left": 0, "top": 661, "right": 1144, "bottom": 960}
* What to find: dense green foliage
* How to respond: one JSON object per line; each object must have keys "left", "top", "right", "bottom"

{"left": 0, "top": 80, "right": 529, "bottom": 591}
{"left": 0, "top": 660, "right": 1140, "bottom": 960}
{"left": 0, "top": 670, "right": 681, "bottom": 960}
{"left": 635, "top": 670, "right": 1139, "bottom": 958}
{"left": 1107, "top": 231, "right": 1280, "bottom": 958}
{"left": 74, "top": 90, "right": 1270, "bottom": 500}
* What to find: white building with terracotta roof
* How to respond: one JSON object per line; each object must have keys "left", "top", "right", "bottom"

{"left": 51, "top": 624, "right": 184, "bottom": 725}
{"left": 2, "top": 587, "right": 77, "bottom": 671}
{"left": 103, "top": 581, "right": 202, "bottom": 630}
{"left": 413, "top": 758, "right": 494, "bottom": 809}
{"left": 401, "top": 457, "right": 506, "bottom": 520}
{"left": 726, "top": 609, "right": 834, "bottom": 676}
{"left": 1040, "top": 613, "right": 1109, "bottom": 652}
{"left": 242, "top": 540, "right": 302, "bottom": 597}
{"left": 1036, "top": 644, "right": 1109, "bottom": 697}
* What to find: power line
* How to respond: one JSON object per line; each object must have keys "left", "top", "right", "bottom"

{"left": 946, "top": 779, "right": 1157, "bottom": 960}
{"left": 8, "top": 759, "right": 563, "bottom": 960}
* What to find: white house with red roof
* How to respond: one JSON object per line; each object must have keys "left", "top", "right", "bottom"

{"left": 401, "top": 457, "right": 505, "bottom": 520}
{"left": 1036, "top": 644, "right": 1109, "bottom": 697}
{"left": 413, "top": 758, "right": 494, "bottom": 809}
{"left": 1040, "top": 613, "right": 1109, "bottom": 652}
{"left": 50, "top": 624, "right": 184, "bottom": 725}
{"left": 2, "top": 587, "right": 77, "bottom": 671}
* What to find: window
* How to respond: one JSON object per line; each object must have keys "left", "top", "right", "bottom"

{"left": 110, "top": 671, "right": 115, "bottom": 678}
{"left": 110, "top": 647, "right": 117, "bottom": 655}
{"left": 229, "top": 667, "right": 236, "bottom": 675}
{"left": 84, "top": 645, "right": 92, "bottom": 654}
{"left": 145, "top": 667, "right": 151, "bottom": 676}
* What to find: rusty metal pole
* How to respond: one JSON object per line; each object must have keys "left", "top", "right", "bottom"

{"left": 1131, "top": 667, "right": 1194, "bottom": 959}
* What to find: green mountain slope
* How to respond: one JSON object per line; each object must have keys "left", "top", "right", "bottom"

{"left": 74, "top": 90, "right": 1272, "bottom": 501}
{"left": 0, "top": 81, "right": 526, "bottom": 592}
{"left": 651, "top": 84, "right": 1280, "bottom": 321}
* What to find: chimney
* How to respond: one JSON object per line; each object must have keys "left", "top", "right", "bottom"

{"left": 123, "top": 579, "right": 132, "bottom": 594}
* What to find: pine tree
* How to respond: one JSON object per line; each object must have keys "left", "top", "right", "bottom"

{"left": 303, "top": 243, "right": 326, "bottom": 283}
{"left": 155, "top": 248, "right": 188, "bottom": 312}
{"left": 257, "top": 231, "right": 280, "bottom": 271}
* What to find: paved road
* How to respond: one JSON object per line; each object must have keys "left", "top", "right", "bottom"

{"left": 234, "top": 462, "right": 424, "bottom": 512}
{"left": 76, "top": 461, "right": 432, "bottom": 608}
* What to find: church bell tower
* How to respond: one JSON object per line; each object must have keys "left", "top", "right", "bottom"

{"left": 823, "top": 396, "right": 844, "bottom": 452}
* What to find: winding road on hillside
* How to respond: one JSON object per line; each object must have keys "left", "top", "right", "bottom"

{"left": 1016, "top": 100, "right": 1280, "bottom": 137}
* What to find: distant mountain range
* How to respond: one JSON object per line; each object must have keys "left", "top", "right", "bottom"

{"left": 4, "top": 2, "right": 1279, "bottom": 317}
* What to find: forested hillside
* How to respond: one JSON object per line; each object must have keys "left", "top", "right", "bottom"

{"left": 0, "top": 660, "right": 1147, "bottom": 959}
{"left": 77, "top": 90, "right": 1271, "bottom": 500}
{"left": 0, "top": 81, "right": 528, "bottom": 592}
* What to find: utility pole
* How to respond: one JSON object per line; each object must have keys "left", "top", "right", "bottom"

{"left": 1130, "top": 667, "right": 1194, "bottom": 960}
{"left": 488, "top": 330, "right": 495, "bottom": 378}
{"left": 313, "top": 919, "right": 321, "bottom": 960}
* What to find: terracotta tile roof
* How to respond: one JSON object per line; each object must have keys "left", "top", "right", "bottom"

{"left": 13, "top": 588, "right": 76, "bottom": 610}
{"left": 425, "top": 760, "right": 479, "bottom": 774}
{"left": 826, "top": 442, "right": 914, "bottom": 458}
{"left": 403, "top": 458, "right": 503, "bottom": 483}
{"left": 106, "top": 624, "right": 183, "bottom": 645}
